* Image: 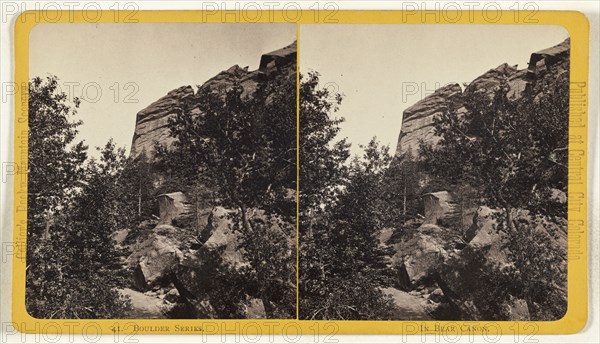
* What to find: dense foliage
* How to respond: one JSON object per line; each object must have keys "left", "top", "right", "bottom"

{"left": 27, "top": 76, "right": 132, "bottom": 318}
{"left": 420, "top": 74, "right": 569, "bottom": 226}
{"left": 164, "top": 72, "right": 297, "bottom": 318}
{"left": 299, "top": 72, "right": 398, "bottom": 320}
{"left": 420, "top": 70, "right": 569, "bottom": 320}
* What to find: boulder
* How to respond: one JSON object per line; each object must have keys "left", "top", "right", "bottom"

{"left": 126, "top": 231, "right": 184, "bottom": 290}
{"left": 382, "top": 287, "right": 431, "bottom": 320}
{"left": 506, "top": 298, "right": 530, "bottom": 320}
{"left": 201, "top": 207, "right": 247, "bottom": 268}
{"left": 119, "top": 288, "right": 173, "bottom": 319}
{"left": 428, "top": 288, "right": 445, "bottom": 303}
{"left": 464, "top": 206, "right": 509, "bottom": 267}
{"left": 392, "top": 224, "right": 462, "bottom": 284}
{"left": 244, "top": 298, "right": 267, "bottom": 319}
{"left": 157, "top": 192, "right": 193, "bottom": 225}
{"left": 111, "top": 228, "right": 130, "bottom": 246}
{"left": 549, "top": 188, "right": 567, "bottom": 204}
{"left": 464, "top": 207, "right": 567, "bottom": 268}
{"left": 376, "top": 227, "right": 394, "bottom": 247}
{"left": 422, "top": 191, "right": 459, "bottom": 226}
{"left": 164, "top": 288, "right": 180, "bottom": 303}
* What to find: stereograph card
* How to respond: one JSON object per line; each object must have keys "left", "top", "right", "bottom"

{"left": 1, "top": 2, "right": 594, "bottom": 339}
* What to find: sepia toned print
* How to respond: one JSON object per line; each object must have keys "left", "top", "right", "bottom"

{"left": 299, "top": 25, "right": 570, "bottom": 321}
{"left": 12, "top": 10, "right": 589, "bottom": 335}
{"left": 26, "top": 23, "right": 297, "bottom": 319}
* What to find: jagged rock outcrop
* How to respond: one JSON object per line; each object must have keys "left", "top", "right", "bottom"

{"left": 130, "top": 42, "right": 297, "bottom": 159}
{"left": 527, "top": 38, "right": 570, "bottom": 77}
{"left": 395, "top": 38, "right": 570, "bottom": 162}
{"left": 391, "top": 223, "right": 463, "bottom": 286}
{"left": 386, "top": 195, "right": 567, "bottom": 320}
{"left": 120, "top": 205, "right": 282, "bottom": 318}
{"left": 130, "top": 86, "right": 195, "bottom": 159}
{"left": 394, "top": 83, "right": 463, "bottom": 159}
{"left": 463, "top": 207, "right": 510, "bottom": 267}
{"left": 125, "top": 224, "right": 189, "bottom": 290}
{"left": 200, "top": 207, "right": 246, "bottom": 268}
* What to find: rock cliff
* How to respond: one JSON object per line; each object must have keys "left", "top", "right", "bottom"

{"left": 395, "top": 38, "right": 570, "bottom": 161}
{"left": 130, "top": 42, "right": 297, "bottom": 159}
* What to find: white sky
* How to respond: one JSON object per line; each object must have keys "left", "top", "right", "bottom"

{"left": 29, "top": 23, "right": 296, "bottom": 157}
{"left": 300, "top": 24, "right": 569, "bottom": 157}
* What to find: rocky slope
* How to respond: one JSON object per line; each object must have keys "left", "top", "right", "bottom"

{"left": 385, "top": 38, "right": 570, "bottom": 320}
{"left": 119, "top": 42, "right": 296, "bottom": 319}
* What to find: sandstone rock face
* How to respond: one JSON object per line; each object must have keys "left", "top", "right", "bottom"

{"left": 119, "top": 42, "right": 297, "bottom": 319}
{"left": 130, "top": 86, "right": 194, "bottom": 159}
{"left": 395, "top": 83, "right": 463, "bottom": 159}
{"left": 527, "top": 38, "right": 570, "bottom": 77}
{"left": 384, "top": 39, "right": 569, "bottom": 321}
{"left": 130, "top": 42, "right": 296, "bottom": 160}
{"left": 395, "top": 38, "right": 570, "bottom": 162}
{"left": 464, "top": 63, "right": 520, "bottom": 97}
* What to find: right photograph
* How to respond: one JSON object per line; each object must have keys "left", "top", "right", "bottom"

{"left": 299, "top": 25, "right": 570, "bottom": 321}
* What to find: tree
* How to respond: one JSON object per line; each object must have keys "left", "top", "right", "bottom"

{"left": 503, "top": 215, "right": 567, "bottom": 320}
{"left": 381, "top": 148, "right": 421, "bottom": 226}
{"left": 333, "top": 139, "right": 396, "bottom": 285}
{"left": 300, "top": 139, "right": 397, "bottom": 320}
{"left": 298, "top": 72, "right": 397, "bottom": 320}
{"left": 26, "top": 76, "right": 131, "bottom": 318}
{"left": 118, "top": 151, "right": 156, "bottom": 225}
{"left": 299, "top": 72, "right": 350, "bottom": 226}
{"left": 420, "top": 75, "right": 569, "bottom": 230}
{"left": 420, "top": 71, "right": 569, "bottom": 320}
{"left": 27, "top": 76, "right": 87, "bottom": 252}
{"left": 165, "top": 72, "right": 297, "bottom": 318}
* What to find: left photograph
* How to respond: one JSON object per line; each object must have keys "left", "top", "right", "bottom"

{"left": 26, "top": 23, "right": 297, "bottom": 319}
